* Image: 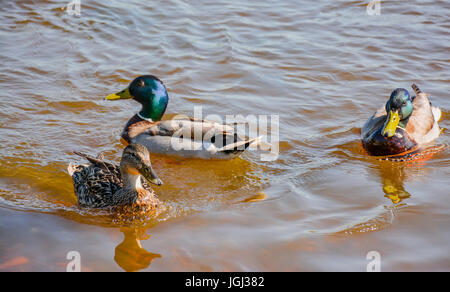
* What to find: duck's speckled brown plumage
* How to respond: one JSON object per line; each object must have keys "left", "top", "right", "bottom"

{"left": 68, "top": 144, "right": 161, "bottom": 210}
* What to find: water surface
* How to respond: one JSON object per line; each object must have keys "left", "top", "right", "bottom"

{"left": 0, "top": 0, "right": 449, "bottom": 271}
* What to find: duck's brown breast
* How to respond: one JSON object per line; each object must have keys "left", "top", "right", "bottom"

{"left": 362, "top": 127, "right": 418, "bottom": 156}
{"left": 122, "top": 114, "right": 159, "bottom": 143}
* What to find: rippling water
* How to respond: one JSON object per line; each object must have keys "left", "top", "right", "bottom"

{"left": 0, "top": 0, "right": 449, "bottom": 271}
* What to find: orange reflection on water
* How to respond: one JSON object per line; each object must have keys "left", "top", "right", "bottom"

{"left": 114, "top": 227, "right": 162, "bottom": 272}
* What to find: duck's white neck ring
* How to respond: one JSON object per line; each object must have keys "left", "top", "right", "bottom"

{"left": 137, "top": 112, "right": 154, "bottom": 122}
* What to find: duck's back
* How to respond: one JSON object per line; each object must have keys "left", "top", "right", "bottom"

{"left": 130, "top": 119, "right": 257, "bottom": 159}
{"left": 406, "top": 86, "right": 440, "bottom": 145}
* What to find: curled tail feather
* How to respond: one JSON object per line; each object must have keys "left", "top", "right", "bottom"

{"left": 411, "top": 83, "right": 422, "bottom": 96}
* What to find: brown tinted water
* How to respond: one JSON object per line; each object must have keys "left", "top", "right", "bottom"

{"left": 0, "top": 0, "right": 449, "bottom": 271}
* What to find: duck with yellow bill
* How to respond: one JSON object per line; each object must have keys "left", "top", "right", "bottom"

{"left": 105, "top": 75, "right": 261, "bottom": 159}
{"left": 362, "top": 84, "right": 442, "bottom": 157}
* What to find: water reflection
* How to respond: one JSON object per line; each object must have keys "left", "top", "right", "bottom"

{"left": 371, "top": 156, "right": 437, "bottom": 204}
{"left": 114, "top": 227, "right": 161, "bottom": 272}
{"left": 371, "top": 145, "right": 446, "bottom": 204}
{"left": 377, "top": 163, "right": 412, "bottom": 204}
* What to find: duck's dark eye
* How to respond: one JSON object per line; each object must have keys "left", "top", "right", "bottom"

{"left": 137, "top": 79, "right": 145, "bottom": 87}
{"left": 126, "top": 151, "right": 138, "bottom": 160}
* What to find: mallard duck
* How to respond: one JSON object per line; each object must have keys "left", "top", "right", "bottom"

{"left": 67, "top": 143, "right": 163, "bottom": 209}
{"left": 105, "top": 75, "right": 260, "bottom": 159}
{"left": 362, "top": 84, "right": 442, "bottom": 157}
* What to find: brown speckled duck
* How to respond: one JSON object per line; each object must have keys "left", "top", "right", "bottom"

{"left": 362, "top": 84, "right": 442, "bottom": 157}
{"left": 68, "top": 144, "right": 163, "bottom": 210}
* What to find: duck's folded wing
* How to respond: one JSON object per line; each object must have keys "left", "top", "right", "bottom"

{"left": 145, "top": 119, "right": 261, "bottom": 149}
{"left": 81, "top": 166, "right": 122, "bottom": 207}
{"left": 174, "top": 116, "right": 244, "bottom": 127}
{"left": 143, "top": 119, "right": 235, "bottom": 142}
{"left": 72, "top": 152, "right": 122, "bottom": 207}
{"left": 217, "top": 136, "right": 262, "bottom": 152}
{"left": 74, "top": 152, "right": 121, "bottom": 179}
{"left": 361, "top": 106, "right": 387, "bottom": 139}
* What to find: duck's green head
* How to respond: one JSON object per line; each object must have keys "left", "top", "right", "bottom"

{"left": 381, "top": 88, "right": 413, "bottom": 138}
{"left": 105, "top": 75, "right": 169, "bottom": 121}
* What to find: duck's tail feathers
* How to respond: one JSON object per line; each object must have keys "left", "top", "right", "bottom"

{"left": 73, "top": 151, "right": 111, "bottom": 171}
{"left": 432, "top": 106, "right": 442, "bottom": 122}
{"left": 217, "top": 136, "right": 262, "bottom": 152}
{"left": 67, "top": 162, "right": 77, "bottom": 176}
{"left": 73, "top": 151, "right": 94, "bottom": 163}
{"left": 412, "top": 83, "right": 422, "bottom": 96}
{"left": 73, "top": 151, "right": 101, "bottom": 164}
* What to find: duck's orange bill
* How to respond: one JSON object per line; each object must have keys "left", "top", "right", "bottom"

{"left": 120, "top": 137, "right": 129, "bottom": 146}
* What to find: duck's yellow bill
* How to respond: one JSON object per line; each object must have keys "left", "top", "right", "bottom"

{"left": 105, "top": 88, "right": 132, "bottom": 100}
{"left": 382, "top": 110, "right": 400, "bottom": 138}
